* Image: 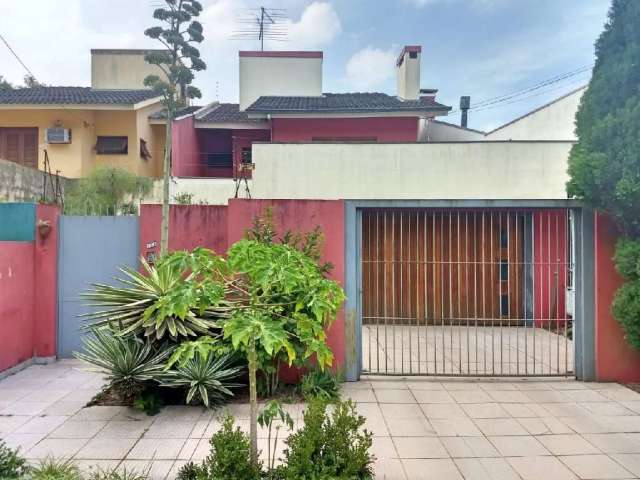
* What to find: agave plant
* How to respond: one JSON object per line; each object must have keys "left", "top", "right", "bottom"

{"left": 81, "top": 249, "right": 231, "bottom": 341}
{"left": 161, "top": 353, "right": 243, "bottom": 407}
{"left": 74, "top": 329, "right": 170, "bottom": 399}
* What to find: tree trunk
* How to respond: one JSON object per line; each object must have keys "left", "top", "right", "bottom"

{"left": 160, "top": 114, "right": 172, "bottom": 255}
{"left": 248, "top": 335, "right": 258, "bottom": 466}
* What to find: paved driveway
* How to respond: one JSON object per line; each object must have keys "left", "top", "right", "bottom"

{"left": 2, "top": 361, "right": 640, "bottom": 479}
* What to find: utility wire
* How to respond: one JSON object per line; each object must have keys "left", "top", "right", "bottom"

{"left": 0, "top": 32, "right": 37, "bottom": 81}
{"left": 448, "top": 64, "right": 592, "bottom": 115}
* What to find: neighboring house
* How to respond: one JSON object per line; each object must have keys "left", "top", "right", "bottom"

{"left": 0, "top": 49, "right": 167, "bottom": 178}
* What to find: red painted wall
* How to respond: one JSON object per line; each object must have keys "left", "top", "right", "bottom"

{"left": 139, "top": 204, "right": 228, "bottom": 262}
{"left": 0, "top": 204, "right": 59, "bottom": 371}
{"left": 33, "top": 204, "right": 59, "bottom": 357}
{"left": 271, "top": 117, "right": 420, "bottom": 142}
{"left": 139, "top": 200, "right": 347, "bottom": 377}
{"left": 594, "top": 212, "right": 640, "bottom": 382}
{"left": 172, "top": 115, "right": 201, "bottom": 177}
{"left": 0, "top": 242, "right": 35, "bottom": 371}
{"left": 227, "top": 199, "right": 346, "bottom": 376}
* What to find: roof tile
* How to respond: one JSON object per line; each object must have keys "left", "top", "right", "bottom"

{"left": 0, "top": 87, "right": 160, "bottom": 106}
{"left": 246, "top": 92, "right": 450, "bottom": 114}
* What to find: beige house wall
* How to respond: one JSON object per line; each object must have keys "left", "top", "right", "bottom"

{"left": 0, "top": 103, "right": 164, "bottom": 178}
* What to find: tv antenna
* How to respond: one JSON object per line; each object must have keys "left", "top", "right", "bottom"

{"left": 231, "top": 7, "right": 288, "bottom": 51}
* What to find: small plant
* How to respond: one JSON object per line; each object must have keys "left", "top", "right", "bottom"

{"left": 173, "top": 192, "right": 194, "bottom": 205}
{"left": 30, "top": 456, "right": 82, "bottom": 480}
{"left": 133, "top": 389, "right": 164, "bottom": 416}
{"left": 257, "top": 400, "right": 294, "bottom": 470}
{"left": 175, "top": 461, "right": 206, "bottom": 480}
{"left": 300, "top": 368, "right": 342, "bottom": 401}
{"left": 161, "top": 353, "right": 242, "bottom": 408}
{"left": 280, "top": 399, "right": 374, "bottom": 479}
{"left": 0, "top": 440, "right": 29, "bottom": 478}
{"left": 87, "top": 466, "right": 150, "bottom": 480}
{"left": 74, "top": 329, "right": 171, "bottom": 402}
{"left": 81, "top": 249, "right": 229, "bottom": 341}
{"left": 204, "top": 415, "right": 262, "bottom": 480}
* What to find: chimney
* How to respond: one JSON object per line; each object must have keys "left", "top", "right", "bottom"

{"left": 460, "top": 96, "right": 470, "bottom": 128}
{"left": 396, "top": 46, "right": 421, "bottom": 101}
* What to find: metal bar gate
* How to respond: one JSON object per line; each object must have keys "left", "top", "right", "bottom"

{"left": 360, "top": 209, "right": 574, "bottom": 377}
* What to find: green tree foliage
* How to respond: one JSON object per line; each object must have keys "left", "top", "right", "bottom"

{"left": 0, "top": 75, "right": 13, "bottom": 91}
{"left": 65, "top": 166, "right": 152, "bottom": 215}
{"left": 567, "top": 0, "right": 640, "bottom": 348}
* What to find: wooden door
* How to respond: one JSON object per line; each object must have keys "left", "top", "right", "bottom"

{"left": 0, "top": 128, "right": 38, "bottom": 169}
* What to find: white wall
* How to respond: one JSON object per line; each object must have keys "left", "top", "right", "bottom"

{"left": 147, "top": 178, "right": 243, "bottom": 205}
{"left": 485, "top": 87, "right": 585, "bottom": 141}
{"left": 239, "top": 55, "right": 323, "bottom": 111}
{"left": 421, "top": 119, "right": 485, "bottom": 142}
{"left": 251, "top": 142, "right": 572, "bottom": 200}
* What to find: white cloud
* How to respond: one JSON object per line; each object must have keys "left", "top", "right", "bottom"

{"left": 286, "top": 2, "right": 342, "bottom": 50}
{"left": 344, "top": 47, "right": 396, "bottom": 91}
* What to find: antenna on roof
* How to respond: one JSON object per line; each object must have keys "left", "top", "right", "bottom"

{"left": 231, "top": 7, "right": 289, "bottom": 51}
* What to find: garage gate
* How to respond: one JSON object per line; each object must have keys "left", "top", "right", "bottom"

{"left": 360, "top": 208, "right": 574, "bottom": 377}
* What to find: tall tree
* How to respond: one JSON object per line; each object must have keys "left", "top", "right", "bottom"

{"left": 0, "top": 75, "right": 14, "bottom": 90}
{"left": 567, "top": 0, "right": 640, "bottom": 347}
{"left": 144, "top": 0, "right": 206, "bottom": 255}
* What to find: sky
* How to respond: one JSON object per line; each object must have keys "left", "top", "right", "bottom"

{"left": 0, "top": 0, "right": 610, "bottom": 131}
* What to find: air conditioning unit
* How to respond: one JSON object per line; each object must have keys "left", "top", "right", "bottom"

{"left": 45, "top": 128, "right": 71, "bottom": 144}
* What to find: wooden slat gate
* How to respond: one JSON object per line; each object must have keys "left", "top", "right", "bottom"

{"left": 361, "top": 209, "right": 574, "bottom": 377}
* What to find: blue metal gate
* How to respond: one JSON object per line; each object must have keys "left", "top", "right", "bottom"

{"left": 57, "top": 216, "right": 139, "bottom": 357}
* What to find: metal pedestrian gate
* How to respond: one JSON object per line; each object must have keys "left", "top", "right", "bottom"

{"left": 57, "top": 215, "right": 139, "bottom": 358}
{"left": 360, "top": 209, "right": 574, "bottom": 377}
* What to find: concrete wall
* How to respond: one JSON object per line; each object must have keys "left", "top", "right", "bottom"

{"left": 148, "top": 178, "right": 241, "bottom": 206}
{"left": 139, "top": 199, "right": 346, "bottom": 378}
{"left": 271, "top": 117, "right": 419, "bottom": 142}
{"left": 251, "top": 141, "right": 573, "bottom": 200}
{"left": 0, "top": 203, "right": 58, "bottom": 372}
{"left": 0, "top": 106, "right": 164, "bottom": 178}
{"left": 91, "top": 50, "right": 166, "bottom": 90}
{"left": 422, "top": 119, "right": 485, "bottom": 142}
{"left": 485, "top": 87, "right": 585, "bottom": 141}
{"left": 239, "top": 52, "right": 323, "bottom": 111}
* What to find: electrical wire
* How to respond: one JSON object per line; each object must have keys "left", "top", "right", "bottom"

{"left": 0, "top": 32, "right": 37, "bottom": 81}
{"left": 448, "top": 64, "right": 592, "bottom": 115}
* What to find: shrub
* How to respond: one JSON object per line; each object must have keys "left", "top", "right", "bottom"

{"left": 65, "top": 166, "right": 152, "bottom": 216}
{"left": 300, "top": 368, "right": 342, "bottom": 401}
{"left": 614, "top": 238, "right": 640, "bottom": 281}
{"left": 74, "top": 329, "right": 171, "bottom": 401}
{"left": 612, "top": 280, "right": 640, "bottom": 350}
{"left": 29, "top": 457, "right": 82, "bottom": 480}
{"left": 204, "top": 416, "right": 262, "bottom": 480}
{"left": 280, "top": 399, "right": 373, "bottom": 479}
{"left": 161, "top": 353, "right": 242, "bottom": 407}
{"left": 0, "top": 440, "right": 29, "bottom": 478}
{"left": 175, "top": 461, "right": 206, "bottom": 480}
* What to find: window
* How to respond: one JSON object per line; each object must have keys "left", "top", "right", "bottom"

{"left": 500, "top": 259, "right": 509, "bottom": 281}
{"left": 206, "top": 152, "right": 233, "bottom": 168}
{"left": 140, "top": 139, "right": 152, "bottom": 160}
{"left": 96, "top": 136, "right": 128, "bottom": 155}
